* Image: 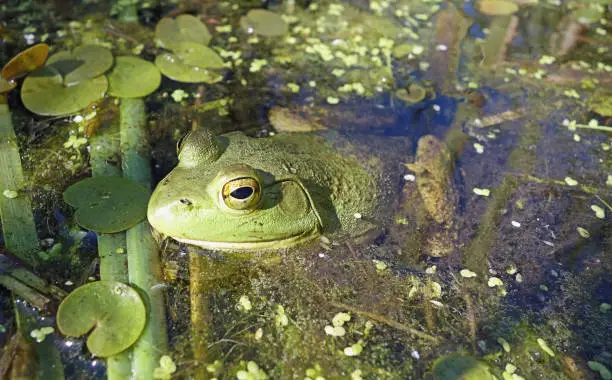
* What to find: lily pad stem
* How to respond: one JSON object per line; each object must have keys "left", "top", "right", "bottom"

{"left": 89, "top": 120, "right": 131, "bottom": 379}
{"left": 119, "top": 97, "right": 168, "bottom": 378}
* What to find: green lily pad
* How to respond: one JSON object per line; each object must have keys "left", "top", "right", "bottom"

{"left": 21, "top": 66, "right": 108, "bottom": 116}
{"left": 589, "top": 91, "right": 612, "bottom": 117}
{"left": 57, "top": 281, "right": 146, "bottom": 357}
{"left": 240, "top": 9, "right": 288, "bottom": 37}
{"left": 155, "top": 14, "right": 212, "bottom": 51}
{"left": 396, "top": 84, "right": 428, "bottom": 104}
{"left": 426, "top": 355, "right": 495, "bottom": 380}
{"left": 174, "top": 41, "right": 225, "bottom": 69}
{"left": 0, "top": 77, "right": 16, "bottom": 93}
{"left": 47, "top": 45, "right": 113, "bottom": 87}
{"left": 155, "top": 52, "right": 224, "bottom": 83}
{"left": 571, "top": 7, "right": 604, "bottom": 24}
{"left": 63, "top": 176, "right": 150, "bottom": 233}
{"left": 107, "top": 56, "right": 161, "bottom": 98}
{"left": 477, "top": 0, "right": 519, "bottom": 16}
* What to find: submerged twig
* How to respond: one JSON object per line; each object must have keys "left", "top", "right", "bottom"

{"left": 329, "top": 301, "right": 440, "bottom": 343}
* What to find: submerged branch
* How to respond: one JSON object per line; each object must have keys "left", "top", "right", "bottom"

{"left": 329, "top": 301, "right": 440, "bottom": 343}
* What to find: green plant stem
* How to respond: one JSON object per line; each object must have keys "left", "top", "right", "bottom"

{"left": 118, "top": 4, "right": 138, "bottom": 23}
{"left": 574, "top": 124, "right": 612, "bottom": 133}
{"left": 89, "top": 117, "right": 131, "bottom": 380}
{"left": 0, "top": 104, "right": 40, "bottom": 267}
{"left": 119, "top": 97, "right": 168, "bottom": 379}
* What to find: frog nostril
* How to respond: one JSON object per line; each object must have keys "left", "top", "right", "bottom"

{"left": 179, "top": 198, "right": 193, "bottom": 206}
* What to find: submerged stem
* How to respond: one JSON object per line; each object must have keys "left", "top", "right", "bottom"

{"left": 119, "top": 97, "right": 168, "bottom": 379}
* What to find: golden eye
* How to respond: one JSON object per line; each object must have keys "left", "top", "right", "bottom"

{"left": 221, "top": 177, "right": 261, "bottom": 210}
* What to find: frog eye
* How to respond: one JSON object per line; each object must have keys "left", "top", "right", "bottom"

{"left": 222, "top": 177, "right": 261, "bottom": 210}
{"left": 176, "top": 131, "right": 192, "bottom": 154}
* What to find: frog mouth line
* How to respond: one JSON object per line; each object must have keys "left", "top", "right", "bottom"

{"left": 171, "top": 225, "right": 321, "bottom": 251}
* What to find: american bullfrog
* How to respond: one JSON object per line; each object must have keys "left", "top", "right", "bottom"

{"left": 147, "top": 127, "right": 405, "bottom": 250}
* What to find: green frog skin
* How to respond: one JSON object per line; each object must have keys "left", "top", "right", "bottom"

{"left": 147, "top": 129, "right": 381, "bottom": 250}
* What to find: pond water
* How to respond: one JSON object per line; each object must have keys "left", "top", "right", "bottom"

{"left": 0, "top": 0, "right": 611, "bottom": 379}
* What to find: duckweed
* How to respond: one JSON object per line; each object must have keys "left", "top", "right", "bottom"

{"left": 536, "top": 338, "right": 555, "bottom": 357}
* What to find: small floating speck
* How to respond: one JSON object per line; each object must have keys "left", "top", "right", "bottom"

{"left": 473, "top": 188, "right": 490, "bottom": 197}
{"left": 487, "top": 277, "right": 503, "bottom": 287}
{"left": 353, "top": 212, "right": 362, "bottom": 219}
{"left": 564, "top": 177, "right": 578, "bottom": 186}
{"left": 432, "top": 104, "right": 441, "bottom": 112}
{"left": 436, "top": 44, "right": 448, "bottom": 51}
{"left": 591, "top": 205, "right": 605, "bottom": 219}
{"left": 327, "top": 96, "right": 339, "bottom": 104}
{"left": 473, "top": 143, "right": 484, "bottom": 154}
{"left": 511, "top": 221, "right": 521, "bottom": 228}
{"left": 460, "top": 269, "right": 477, "bottom": 278}
{"left": 497, "top": 337, "right": 511, "bottom": 352}
{"left": 537, "top": 338, "right": 555, "bottom": 357}
{"left": 3, "top": 189, "right": 18, "bottom": 199}
{"left": 577, "top": 227, "right": 590, "bottom": 238}
{"left": 404, "top": 174, "right": 416, "bottom": 182}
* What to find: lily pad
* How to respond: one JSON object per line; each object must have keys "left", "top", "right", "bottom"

{"left": 1, "top": 43, "right": 49, "bottom": 81}
{"left": 240, "top": 9, "right": 288, "bottom": 37}
{"left": 174, "top": 41, "right": 225, "bottom": 69}
{"left": 426, "top": 355, "right": 495, "bottom": 380}
{"left": 477, "top": 0, "right": 519, "bottom": 16}
{"left": 155, "top": 14, "right": 212, "bottom": 51}
{"left": 155, "top": 52, "right": 224, "bottom": 83}
{"left": 571, "top": 7, "right": 604, "bottom": 24}
{"left": 63, "top": 176, "right": 150, "bottom": 233}
{"left": 396, "top": 84, "right": 428, "bottom": 104}
{"left": 47, "top": 45, "right": 113, "bottom": 87}
{"left": 107, "top": 56, "right": 161, "bottom": 98}
{"left": 21, "top": 66, "right": 108, "bottom": 116}
{"left": 0, "top": 77, "right": 16, "bottom": 93}
{"left": 589, "top": 91, "right": 612, "bottom": 117}
{"left": 57, "top": 281, "right": 146, "bottom": 357}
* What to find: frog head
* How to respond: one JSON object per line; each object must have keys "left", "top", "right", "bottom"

{"left": 147, "top": 130, "right": 323, "bottom": 250}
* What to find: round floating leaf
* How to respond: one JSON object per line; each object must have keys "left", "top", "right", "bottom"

{"left": 176, "top": 14, "right": 212, "bottom": 46}
{"left": 1, "top": 43, "right": 49, "bottom": 81}
{"left": 396, "top": 84, "right": 427, "bottom": 104}
{"left": 571, "top": 7, "right": 604, "bottom": 24}
{"left": 155, "top": 52, "right": 224, "bottom": 83}
{"left": 57, "top": 281, "right": 146, "bottom": 357}
{"left": 0, "top": 77, "right": 16, "bottom": 93}
{"left": 240, "top": 9, "right": 288, "bottom": 37}
{"left": 21, "top": 66, "right": 108, "bottom": 116}
{"left": 107, "top": 56, "right": 161, "bottom": 98}
{"left": 428, "top": 355, "right": 495, "bottom": 380}
{"left": 46, "top": 45, "right": 113, "bottom": 87}
{"left": 174, "top": 41, "right": 224, "bottom": 69}
{"left": 63, "top": 176, "right": 150, "bottom": 233}
{"left": 477, "top": 0, "right": 519, "bottom": 16}
{"left": 155, "top": 14, "right": 211, "bottom": 51}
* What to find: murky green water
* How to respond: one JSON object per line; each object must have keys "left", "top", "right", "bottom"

{"left": 0, "top": 0, "right": 611, "bottom": 379}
